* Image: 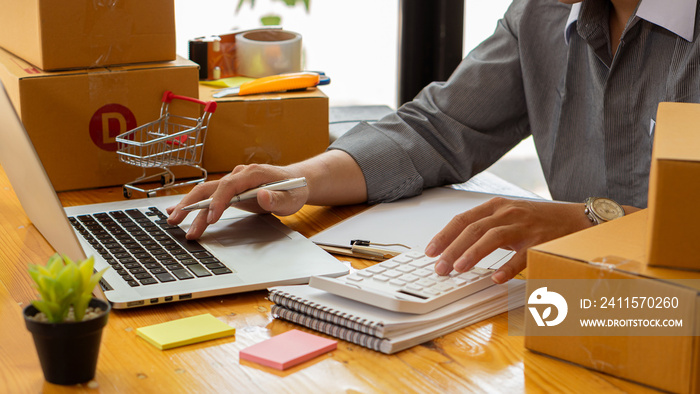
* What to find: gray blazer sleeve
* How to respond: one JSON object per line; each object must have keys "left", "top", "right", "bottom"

{"left": 330, "top": 0, "right": 531, "bottom": 204}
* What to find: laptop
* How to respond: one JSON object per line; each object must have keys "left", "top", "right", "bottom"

{"left": 0, "top": 81, "right": 349, "bottom": 309}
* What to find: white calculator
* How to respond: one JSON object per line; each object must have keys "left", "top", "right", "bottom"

{"left": 309, "top": 249, "right": 514, "bottom": 314}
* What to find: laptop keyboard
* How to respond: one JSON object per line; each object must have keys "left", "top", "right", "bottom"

{"left": 68, "top": 206, "right": 232, "bottom": 287}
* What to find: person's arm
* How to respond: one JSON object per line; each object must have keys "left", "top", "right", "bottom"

{"left": 329, "top": 1, "right": 532, "bottom": 205}
{"left": 166, "top": 149, "right": 366, "bottom": 239}
{"left": 288, "top": 149, "right": 367, "bottom": 206}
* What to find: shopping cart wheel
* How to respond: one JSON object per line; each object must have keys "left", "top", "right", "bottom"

{"left": 123, "top": 187, "right": 132, "bottom": 199}
{"left": 160, "top": 174, "right": 170, "bottom": 186}
{"left": 147, "top": 191, "right": 157, "bottom": 198}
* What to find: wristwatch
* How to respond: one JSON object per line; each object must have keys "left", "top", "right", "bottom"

{"left": 584, "top": 197, "right": 625, "bottom": 225}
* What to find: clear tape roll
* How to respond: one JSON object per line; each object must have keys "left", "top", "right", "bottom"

{"left": 236, "top": 30, "right": 302, "bottom": 78}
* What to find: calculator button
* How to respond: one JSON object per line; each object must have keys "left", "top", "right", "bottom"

{"left": 396, "top": 265, "right": 416, "bottom": 273}
{"left": 392, "top": 255, "right": 413, "bottom": 264}
{"left": 413, "top": 268, "right": 433, "bottom": 277}
{"left": 456, "top": 272, "right": 478, "bottom": 282}
{"left": 471, "top": 268, "right": 492, "bottom": 277}
{"left": 399, "top": 274, "right": 419, "bottom": 283}
{"left": 380, "top": 261, "right": 400, "bottom": 269}
{"left": 410, "top": 258, "right": 437, "bottom": 268}
{"left": 367, "top": 266, "right": 387, "bottom": 274}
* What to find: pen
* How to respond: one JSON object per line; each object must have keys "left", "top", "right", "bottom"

{"left": 181, "top": 177, "right": 307, "bottom": 211}
{"left": 350, "top": 244, "right": 402, "bottom": 259}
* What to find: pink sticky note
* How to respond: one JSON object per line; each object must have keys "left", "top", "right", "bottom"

{"left": 239, "top": 329, "right": 337, "bottom": 370}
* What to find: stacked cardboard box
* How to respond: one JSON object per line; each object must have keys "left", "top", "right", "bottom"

{"left": 524, "top": 102, "right": 700, "bottom": 393}
{"left": 646, "top": 102, "right": 700, "bottom": 270}
{"left": 0, "top": 49, "right": 201, "bottom": 191}
{"left": 0, "top": 1, "right": 330, "bottom": 192}
{"left": 199, "top": 84, "right": 329, "bottom": 173}
{"left": 0, "top": 0, "right": 201, "bottom": 192}
{"left": 0, "top": 0, "right": 177, "bottom": 70}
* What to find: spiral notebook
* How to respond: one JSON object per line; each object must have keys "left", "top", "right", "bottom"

{"left": 268, "top": 280, "right": 526, "bottom": 354}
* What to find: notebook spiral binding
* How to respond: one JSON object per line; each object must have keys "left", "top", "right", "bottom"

{"left": 268, "top": 289, "right": 385, "bottom": 337}
{"left": 270, "top": 305, "right": 388, "bottom": 353}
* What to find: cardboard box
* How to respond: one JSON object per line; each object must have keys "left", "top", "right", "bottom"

{"left": 525, "top": 210, "right": 700, "bottom": 393}
{"left": 647, "top": 102, "right": 700, "bottom": 270}
{"left": 199, "top": 85, "right": 329, "bottom": 173}
{"left": 0, "top": 48, "right": 200, "bottom": 192}
{"left": 0, "top": 0, "right": 175, "bottom": 71}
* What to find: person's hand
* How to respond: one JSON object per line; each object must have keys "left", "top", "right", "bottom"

{"left": 166, "top": 150, "right": 368, "bottom": 240}
{"left": 166, "top": 163, "right": 307, "bottom": 239}
{"left": 424, "top": 197, "right": 594, "bottom": 284}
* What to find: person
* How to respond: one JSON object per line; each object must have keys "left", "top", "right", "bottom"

{"left": 168, "top": 0, "right": 699, "bottom": 284}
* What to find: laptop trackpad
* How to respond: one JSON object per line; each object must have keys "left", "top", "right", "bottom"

{"left": 198, "top": 215, "right": 290, "bottom": 247}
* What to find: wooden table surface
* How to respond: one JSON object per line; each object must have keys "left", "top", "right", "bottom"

{"left": 0, "top": 168, "right": 658, "bottom": 393}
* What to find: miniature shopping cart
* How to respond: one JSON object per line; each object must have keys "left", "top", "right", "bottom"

{"left": 116, "top": 91, "right": 217, "bottom": 198}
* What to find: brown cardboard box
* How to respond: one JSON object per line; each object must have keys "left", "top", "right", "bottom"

{"left": 647, "top": 102, "right": 700, "bottom": 270}
{"left": 0, "top": 48, "right": 200, "bottom": 192}
{"left": 199, "top": 85, "right": 329, "bottom": 173}
{"left": 525, "top": 210, "right": 700, "bottom": 393}
{"left": 0, "top": 0, "right": 175, "bottom": 71}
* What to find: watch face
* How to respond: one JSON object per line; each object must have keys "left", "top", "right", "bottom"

{"left": 592, "top": 198, "right": 624, "bottom": 221}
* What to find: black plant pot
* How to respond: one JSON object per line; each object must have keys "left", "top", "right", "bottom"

{"left": 23, "top": 298, "right": 110, "bottom": 385}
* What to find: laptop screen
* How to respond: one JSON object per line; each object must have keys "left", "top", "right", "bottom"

{"left": 0, "top": 81, "right": 86, "bottom": 260}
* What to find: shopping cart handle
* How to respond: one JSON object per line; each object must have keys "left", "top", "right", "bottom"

{"left": 161, "top": 91, "right": 217, "bottom": 113}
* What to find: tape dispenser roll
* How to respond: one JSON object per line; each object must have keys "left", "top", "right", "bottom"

{"left": 235, "top": 30, "right": 302, "bottom": 78}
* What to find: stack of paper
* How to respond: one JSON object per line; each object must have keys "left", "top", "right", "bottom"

{"left": 269, "top": 280, "right": 525, "bottom": 354}
{"left": 310, "top": 182, "right": 541, "bottom": 259}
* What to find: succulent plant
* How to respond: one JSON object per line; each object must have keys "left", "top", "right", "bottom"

{"left": 27, "top": 254, "right": 109, "bottom": 323}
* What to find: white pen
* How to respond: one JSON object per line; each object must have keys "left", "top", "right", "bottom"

{"left": 181, "top": 177, "right": 307, "bottom": 211}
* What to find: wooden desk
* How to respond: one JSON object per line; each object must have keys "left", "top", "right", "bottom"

{"left": 0, "top": 168, "right": 657, "bottom": 393}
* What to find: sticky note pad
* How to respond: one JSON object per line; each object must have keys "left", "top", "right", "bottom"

{"left": 239, "top": 329, "right": 337, "bottom": 370}
{"left": 136, "top": 313, "right": 235, "bottom": 350}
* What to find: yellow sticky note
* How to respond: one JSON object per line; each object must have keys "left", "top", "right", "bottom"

{"left": 136, "top": 313, "right": 235, "bottom": 350}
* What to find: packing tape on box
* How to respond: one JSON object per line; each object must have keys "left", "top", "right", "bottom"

{"left": 235, "top": 30, "right": 302, "bottom": 78}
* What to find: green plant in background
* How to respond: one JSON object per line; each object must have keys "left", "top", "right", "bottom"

{"left": 27, "top": 254, "right": 108, "bottom": 323}
{"left": 236, "top": 0, "right": 310, "bottom": 25}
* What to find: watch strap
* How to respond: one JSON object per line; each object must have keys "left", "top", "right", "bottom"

{"left": 584, "top": 197, "right": 601, "bottom": 225}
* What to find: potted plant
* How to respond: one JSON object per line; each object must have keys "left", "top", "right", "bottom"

{"left": 23, "top": 254, "right": 110, "bottom": 385}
